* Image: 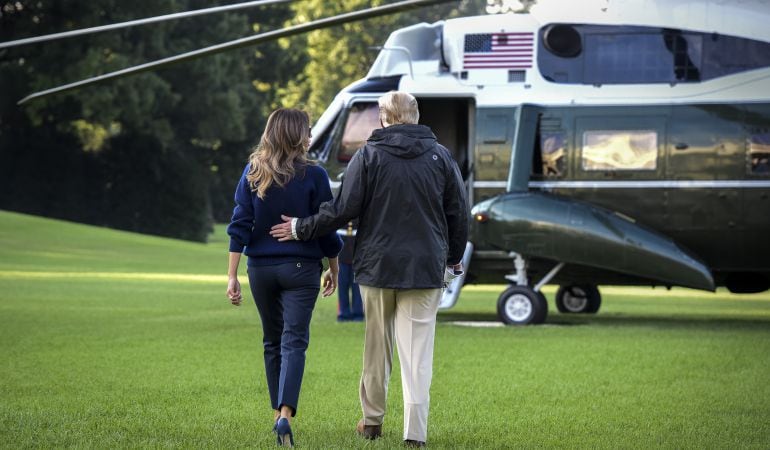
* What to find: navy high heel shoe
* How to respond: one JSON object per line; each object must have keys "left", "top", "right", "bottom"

{"left": 275, "top": 417, "right": 294, "bottom": 447}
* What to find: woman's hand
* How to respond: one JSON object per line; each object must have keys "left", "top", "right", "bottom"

{"left": 321, "top": 269, "right": 337, "bottom": 297}
{"left": 227, "top": 277, "right": 242, "bottom": 306}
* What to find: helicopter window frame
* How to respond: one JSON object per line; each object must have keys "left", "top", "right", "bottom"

{"left": 308, "top": 123, "right": 334, "bottom": 163}
{"left": 338, "top": 101, "right": 380, "bottom": 163}
{"left": 748, "top": 132, "right": 770, "bottom": 176}
{"left": 580, "top": 129, "right": 659, "bottom": 172}
{"left": 531, "top": 114, "right": 567, "bottom": 180}
{"left": 540, "top": 131, "right": 567, "bottom": 178}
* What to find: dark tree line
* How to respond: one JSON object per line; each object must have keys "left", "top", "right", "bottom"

{"left": 0, "top": 0, "right": 484, "bottom": 241}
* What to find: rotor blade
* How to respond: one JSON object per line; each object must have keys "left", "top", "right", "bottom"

{"left": 0, "top": 0, "right": 294, "bottom": 50}
{"left": 18, "top": 0, "right": 457, "bottom": 105}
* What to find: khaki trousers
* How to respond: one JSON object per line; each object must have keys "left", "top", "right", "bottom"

{"left": 358, "top": 285, "right": 441, "bottom": 442}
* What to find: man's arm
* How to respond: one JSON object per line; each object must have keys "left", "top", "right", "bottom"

{"left": 443, "top": 157, "right": 470, "bottom": 265}
{"left": 271, "top": 150, "right": 367, "bottom": 241}
{"left": 312, "top": 167, "right": 344, "bottom": 257}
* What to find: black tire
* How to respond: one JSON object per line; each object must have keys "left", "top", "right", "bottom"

{"left": 555, "top": 284, "right": 601, "bottom": 314}
{"left": 496, "top": 286, "right": 548, "bottom": 325}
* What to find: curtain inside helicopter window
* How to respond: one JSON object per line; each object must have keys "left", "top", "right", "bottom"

{"left": 581, "top": 130, "right": 657, "bottom": 171}
{"left": 540, "top": 132, "right": 566, "bottom": 177}
{"left": 749, "top": 133, "right": 770, "bottom": 175}
{"left": 669, "top": 33, "right": 702, "bottom": 82}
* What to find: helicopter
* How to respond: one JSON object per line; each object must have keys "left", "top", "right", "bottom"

{"left": 12, "top": 0, "right": 770, "bottom": 325}
{"left": 301, "top": 0, "right": 770, "bottom": 325}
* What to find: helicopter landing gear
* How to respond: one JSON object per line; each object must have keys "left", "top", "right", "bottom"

{"left": 497, "top": 254, "right": 564, "bottom": 325}
{"left": 497, "top": 286, "right": 547, "bottom": 325}
{"left": 555, "top": 284, "right": 602, "bottom": 314}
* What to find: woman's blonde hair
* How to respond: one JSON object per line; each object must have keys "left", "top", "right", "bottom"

{"left": 247, "top": 108, "right": 313, "bottom": 199}
{"left": 378, "top": 91, "right": 419, "bottom": 125}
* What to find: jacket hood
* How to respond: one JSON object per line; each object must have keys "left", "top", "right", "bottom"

{"left": 367, "top": 124, "right": 437, "bottom": 159}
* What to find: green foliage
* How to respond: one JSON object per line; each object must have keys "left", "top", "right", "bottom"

{"left": 281, "top": 0, "right": 488, "bottom": 120}
{"left": 0, "top": 1, "right": 487, "bottom": 239}
{"left": 0, "top": 0, "right": 305, "bottom": 238}
{"left": 1, "top": 211, "right": 770, "bottom": 448}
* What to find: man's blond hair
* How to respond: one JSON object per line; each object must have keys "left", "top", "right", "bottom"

{"left": 378, "top": 91, "right": 419, "bottom": 125}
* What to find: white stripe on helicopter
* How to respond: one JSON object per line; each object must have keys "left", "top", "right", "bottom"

{"left": 528, "top": 180, "right": 770, "bottom": 189}
{"left": 332, "top": 180, "right": 770, "bottom": 189}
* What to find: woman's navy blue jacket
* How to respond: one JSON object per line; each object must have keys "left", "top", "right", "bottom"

{"left": 227, "top": 163, "right": 342, "bottom": 267}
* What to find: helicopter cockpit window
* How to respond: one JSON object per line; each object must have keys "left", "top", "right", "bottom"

{"left": 339, "top": 102, "right": 379, "bottom": 162}
{"left": 749, "top": 133, "right": 770, "bottom": 175}
{"left": 584, "top": 32, "right": 702, "bottom": 84}
{"left": 539, "top": 25, "right": 770, "bottom": 84}
{"left": 541, "top": 132, "right": 566, "bottom": 177}
{"left": 582, "top": 130, "right": 657, "bottom": 171}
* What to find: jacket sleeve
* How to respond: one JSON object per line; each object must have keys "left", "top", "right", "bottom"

{"left": 226, "top": 164, "right": 254, "bottom": 253}
{"left": 296, "top": 150, "right": 367, "bottom": 241}
{"left": 311, "top": 167, "right": 344, "bottom": 258}
{"left": 443, "top": 156, "right": 470, "bottom": 265}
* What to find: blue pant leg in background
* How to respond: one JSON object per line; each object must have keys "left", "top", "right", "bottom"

{"left": 338, "top": 262, "right": 354, "bottom": 321}
{"left": 351, "top": 278, "right": 364, "bottom": 320}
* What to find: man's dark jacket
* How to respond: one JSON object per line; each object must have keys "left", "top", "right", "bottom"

{"left": 296, "top": 123, "right": 469, "bottom": 289}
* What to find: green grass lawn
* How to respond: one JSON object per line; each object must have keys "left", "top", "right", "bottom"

{"left": 1, "top": 210, "right": 769, "bottom": 448}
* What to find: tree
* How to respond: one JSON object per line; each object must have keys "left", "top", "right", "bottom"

{"left": 0, "top": 1, "right": 488, "bottom": 241}
{"left": 0, "top": 0, "right": 304, "bottom": 240}
{"left": 280, "top": 0, "right": 487, "bottom": 120}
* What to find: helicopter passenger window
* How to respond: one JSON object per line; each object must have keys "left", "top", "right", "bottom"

{"left": 339, "top": 102, "right": 380, "bottom": 162}
{"left": 749, "top": 133, "right": 770, "bottom": 175}
{"left": 540, "top": 132, "right": 566, "bottom": 177}
{"left": 582, "top": 130, "right": 657, "bottom": 171}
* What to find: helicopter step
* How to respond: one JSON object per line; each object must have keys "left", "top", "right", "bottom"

{"left": 439, "top": 242, "right": 474, "bottom": 310}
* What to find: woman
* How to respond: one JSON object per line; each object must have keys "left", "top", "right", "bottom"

{"left": 226, "top": 108, "right": 342, "bottom": 447}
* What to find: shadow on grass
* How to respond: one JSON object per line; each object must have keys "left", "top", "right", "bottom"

{"left": 438, "top": 311, "right": 770, "bottom": 331}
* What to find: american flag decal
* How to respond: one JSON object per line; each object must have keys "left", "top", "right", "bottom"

{"left": 463, "top": 32, "right": 534, "bottom": 69}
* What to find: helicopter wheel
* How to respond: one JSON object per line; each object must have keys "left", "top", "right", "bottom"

{"left": 497, "top": 285, "right": 548, "bottom": 325}
{"left": 555, "top": 284, "right": 601, "bottom": 314}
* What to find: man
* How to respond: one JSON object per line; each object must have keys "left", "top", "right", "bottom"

{"left": 270, "top": 91, "right": 469, "bottom": 447}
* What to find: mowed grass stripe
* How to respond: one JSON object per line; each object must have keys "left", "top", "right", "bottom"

{"left": 2, "top": 210, "right": 770, "bottom": 448}
{"left": 0, "top": 270, "right": 225, "bottom": 283}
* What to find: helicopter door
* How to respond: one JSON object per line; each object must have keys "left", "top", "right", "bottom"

{"left": 666, "top": 104, "right": 745, "bottom": 267}
{"left": 474, "top": 108, "right": 517, "bottom": 201}
{"left": 413, "top": 96, "right": 474, "bottom": 198}
{"left": 320, "top": 96, "right": 475, "bottom": 195}
{"left": 742, "top": 103, "right": 770, "bottom": 273}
